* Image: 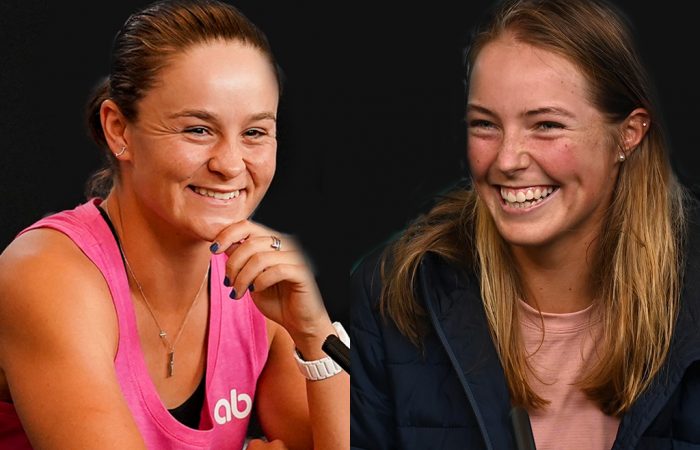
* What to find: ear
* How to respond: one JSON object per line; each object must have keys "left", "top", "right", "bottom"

{"left": 100, "top": 99, "right": 132, "bottom": 160}
{"left": 620, "top": 107, "right": 650, "bottom": 157}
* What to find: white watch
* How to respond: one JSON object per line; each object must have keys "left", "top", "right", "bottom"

{"left": 294, "top": 322, "right": 350, "bottom": 381}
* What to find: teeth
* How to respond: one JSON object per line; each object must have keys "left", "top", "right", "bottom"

{"left": 193, "top": 187, "right": 240, "bottom": 200}
{"left": 500, "top": 186, "right": 556, "bottom": 206}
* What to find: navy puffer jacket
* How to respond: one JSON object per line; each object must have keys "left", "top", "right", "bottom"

{"left": 350, "top": 211, "right": 700, "bottom": 449}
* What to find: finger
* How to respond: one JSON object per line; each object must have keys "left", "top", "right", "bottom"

{"left": 224, "top": 235, "right": 300, "bottom": 290}
{"left": 209, "top": 220, "right": 279, "bottom": 255}
{"left": 208, "top": 220, "right": 254, "bottom": 255}
{"left": 229, "top": 251, "right": 306, "bottom": 300}
{"left": 224, "top": 233, "right": 298, "bottom": 258}
{"left": 248, "top": 262, "right": 315, "bottom": 295}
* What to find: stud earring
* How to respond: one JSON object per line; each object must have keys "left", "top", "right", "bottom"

{"left": 642, "top": 122, "right": 647, "bottom": 127}
{"left": 618, "top": 151, "right": 626, "bottom": 162}
{"left": 115, "top": 146, "right": 127, "bottom": 157}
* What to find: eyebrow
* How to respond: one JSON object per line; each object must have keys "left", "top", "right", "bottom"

{"left": 167, "top": 109, "right": 277, "bottom": 122}
{"left": 523, "top": 106, "right": 575, "bottom": 119}
{"left": 466, "top": 104, "right": 575, "bottom": 119}
{"left": 466, "top": 104, "right": 495, "bottom": 117}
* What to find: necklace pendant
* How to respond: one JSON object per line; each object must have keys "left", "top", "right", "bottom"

{"left": 168, "top": 351, "right": 175, "bottom": 378}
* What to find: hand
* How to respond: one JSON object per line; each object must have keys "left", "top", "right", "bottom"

{"left": 211, "top": 220, "right": 332, "bottom": 346}
{"left": 246, "top": 438, "right": 289, "bottom": 449}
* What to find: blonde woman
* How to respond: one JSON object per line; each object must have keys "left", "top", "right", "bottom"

{"left": 350, "top": 0, "right": 696, "bottom": 448}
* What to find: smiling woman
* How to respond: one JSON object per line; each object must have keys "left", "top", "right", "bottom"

{"left": 466, "top": 31, "right": 649, "bottom": 283}
{"left": 350, "top": 0, "right": 698, "bottom": 449}
{"left": 0, "top": 1, "right": 348, "bottom": 449}
{"left": 99, "top": 40, "right": 279, "bottom": 241}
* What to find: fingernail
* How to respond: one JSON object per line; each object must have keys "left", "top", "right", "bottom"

{"left": 223, "top": 276, "right": 231, "bottom": 287}
{"left": 209, "top": 242, "right": 219, "bottom": 253}
{"left": 229, "top": 288, "right": 237, "bottom": 299}
{"left": 248, "top": 284, "right": 255, "bottom": 292}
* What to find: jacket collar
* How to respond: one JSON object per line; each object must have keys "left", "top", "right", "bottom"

{"left": 419, "top": 253, "right": 515, "bottom": 450}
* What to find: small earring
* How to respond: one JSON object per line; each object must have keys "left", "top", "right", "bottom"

{"left": 642, "top": 122, "right": 647, "bottom": 127}
{"left": 618, "top": 151, "right": 626, "bottom": 162}
{"left": 115, "top": 146, "right": 127, "bottom": 157}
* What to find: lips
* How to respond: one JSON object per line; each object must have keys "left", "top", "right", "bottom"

{"left": 191, "top": 186, "right": 241, "bottom": 200}
{"left": 499, "top": 185, "right": 558, "bottom": 208}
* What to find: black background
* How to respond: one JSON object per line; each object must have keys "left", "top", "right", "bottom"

{"left": 1, "top": 1, "right": 698, "bottom": 326}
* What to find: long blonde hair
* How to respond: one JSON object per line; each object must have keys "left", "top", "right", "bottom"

{"left": 380, "top": 0, "right": 688, "bottom": 416}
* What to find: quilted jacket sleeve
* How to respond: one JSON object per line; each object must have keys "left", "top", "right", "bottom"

{"left": 350, "top": 252, "right": 397, "bottom": 450}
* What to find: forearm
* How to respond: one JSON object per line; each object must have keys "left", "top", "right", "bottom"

{"left": 294, "top": 325, "right": 350, "bottom": 450}
{"left": 304, "top": 372, "right": 350, "bottom": 450}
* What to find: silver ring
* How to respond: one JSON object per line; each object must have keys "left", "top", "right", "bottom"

{"left": 270, "top": 235, "right": 281, "bottom": 251}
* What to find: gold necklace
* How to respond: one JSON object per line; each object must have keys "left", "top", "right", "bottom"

{"left": 105, "top": 204, "right": 209, "bottom": 378}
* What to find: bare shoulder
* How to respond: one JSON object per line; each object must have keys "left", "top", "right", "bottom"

{"left": 0, "top": 228, "right": 145, "bottom": 448}
{"left": 0, "top": 227, "right": 118, "bottom": 369}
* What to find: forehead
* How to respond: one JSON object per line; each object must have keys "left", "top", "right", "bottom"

{"left": 138, "top": 39, "right": 279, "bottom": 115}
{"left": 155, "top": 39, "right": 274, "bottom": 87}
{"left": 468, "top": 34, "right": 594, "bottom": 111}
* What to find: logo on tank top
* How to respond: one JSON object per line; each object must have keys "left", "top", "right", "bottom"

{"left": 213, "top": 388, "right": 253, "bottom": 425}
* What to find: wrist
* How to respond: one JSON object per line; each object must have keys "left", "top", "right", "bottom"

{"left": 293, "top": 321, "right": 350, "bottom": 381}
{"left": 289, "top": 321, "right": 337, "bottom": 359}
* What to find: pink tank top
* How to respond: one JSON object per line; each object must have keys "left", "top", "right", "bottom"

{"left": 519, "top": 299, "right": 620, "bottom": 450}
{"left": 0, "top": 200, "right": 269, "bottom": 449}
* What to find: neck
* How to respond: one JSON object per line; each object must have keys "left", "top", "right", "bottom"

{"left": 102, "top": 194, "right": 211, "bottom": 312}
{"left": 510, "top": 234, "right": 599, "bottom": 314}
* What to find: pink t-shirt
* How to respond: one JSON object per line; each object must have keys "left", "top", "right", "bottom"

{"left": 519, "top": 299, "right": 619, "bottom": 450}
{"left": 0, "top": 200, "right": 269, "bottom": 449}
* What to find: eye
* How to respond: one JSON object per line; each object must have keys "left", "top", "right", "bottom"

{"left": 243, "top": 128, "right": 276, "bottom": 142}
{"left": 536, "top": 121, "right": 564, "bottom": 131}
{"left": 468, "top": 119, "right": 496, "bottom": 129}
{"left": 243, "top": 128, "right": 265, "bottom": 138}
{"left": 184, "top": 126, "right": 211, "bottom": 136}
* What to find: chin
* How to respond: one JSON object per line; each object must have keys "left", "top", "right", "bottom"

{"left": 493, "top": 222, "right": 558, "bottom": 249}
{"left": 189, "top": 216, "right": 241, "bottom": 243}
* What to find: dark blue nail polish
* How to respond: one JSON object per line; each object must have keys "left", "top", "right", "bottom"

{"left": 248, "top": 284, "right": 255, "bottom": 292}
{"left": 229, "top": 288, "right": 237, "bottom": 299}
{"left": 223, "top": 276, "right": 231, "bottom": 287}
{"left": 209, "top": 242, "right": 219, "bottom": 253}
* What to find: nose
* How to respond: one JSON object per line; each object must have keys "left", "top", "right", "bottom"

{"left": 207, "top": 138, "right": 245, "bottom": 179}
{"left": 495, "top": 131, "right": 530, "bottom": 176}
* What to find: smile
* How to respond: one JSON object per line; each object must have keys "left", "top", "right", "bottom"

{"left": 499, "top": 185, "right": 558, "bottom": 208}
{"left": 192, "top": 186, "right": 240, "bottom": 200}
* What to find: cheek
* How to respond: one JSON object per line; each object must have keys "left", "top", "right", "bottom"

{"left": 245, "top": 147, "right": 277, "bottom": 184}
{"left": 543, "top": 149, "right": 577, "bottom": 178}
{"left": 467, "top": 140, "right": 494, "bottom": 180}
{"left": 134, "top": 137, "right": 202, "bottom": 177}
{"left": 162, "top": 152, "right": 205, "bottom": 183}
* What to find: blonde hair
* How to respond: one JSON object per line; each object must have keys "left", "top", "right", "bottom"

{"left": 380, "top": 0, "right": 688, "bottom": 416}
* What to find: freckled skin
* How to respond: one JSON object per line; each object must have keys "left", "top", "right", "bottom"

{"left": 467, "top": 33, "right": 620, "bottom": 254}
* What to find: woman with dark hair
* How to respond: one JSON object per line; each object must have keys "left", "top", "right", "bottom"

{"left": 0, "top": 1, "right": 348, "bottom": 449}
{"left": 350, "top": 0, "right": 697, "bottom": 448}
